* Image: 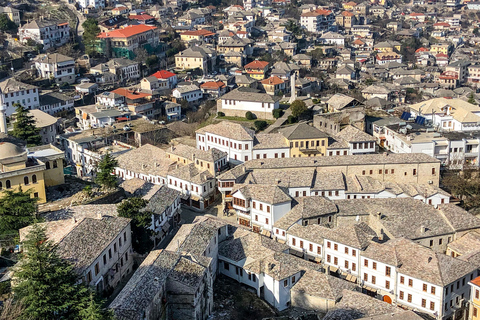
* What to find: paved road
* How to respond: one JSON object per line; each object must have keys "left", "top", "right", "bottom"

{"left": 264, "top": 108, "right": 291, "bottom": 133}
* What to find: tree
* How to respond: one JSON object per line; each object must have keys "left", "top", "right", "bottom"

{"left": 245, "top": 111, "right": 255, "bottom": 120}
{"left": 117, "top": 198, "right": 153, "bottom": 254}
{"left": 13, "top": 224, "right": 86, "bottom": 319}
{"left": 82, "top": 18, "right": 101, "bottom": 56}
{"left": 0, "top": 188, "right": 38, "bottom": 235}
{"left": 134, "top": 48, "right": 149, "bottom": 63}
{"left": 10, "top": 104, "right": 41, "bottom": 146}
{"left": 468, "top": 93, "right": 476, "bottom": 105}
{"left": 272, "top": 109, "right": 284, "bottom": 119}
{"left": 78, "top": 293, "right": 114, "bottom": 320}
{"left": 290, "top": 100, "right": 308, "bottom": 118}
{"left": 95, "top": 152, "right": 118, "bottom": 189}
{"left": 145, "top": 55, "right": 159, "bottom": 69}
{"left": 254, "top": 120, "right": 267, "bottom": 131}
{"left": 0, "top": 14, "right": 17, "bottom": 32}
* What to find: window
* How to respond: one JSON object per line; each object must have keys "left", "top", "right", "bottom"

{"left": 345, "top": 247, "right": 349, "bottom": 254}
{"left": 422, "top": 299, "right": 426, "bottom": 308}
{"left": 399, "top": 291, "right": 404, "bottom": 300}
{"left": 327, "top": 254, "right": 331, "bottom": 263}
{"left": 255, "top": 215, "right": 258, "bottom": 221}
{"left": 372, "top": 262, "right": 377, "bottom": 270}
{"left": 352, "top": 263, "right": 356, "bottom": 271}
{"left": 407, "top": 294, "right": 412, "bottom": 303}
{"left": 364, "top": 273, "right": 368, "bottom": 281}
{"left": 334, "top": 244, "right": 338, "bottom": 251}
{"left": 431, "top": 287, "right": 436, "bottom": 295}
{"left": 266, "top": 218, "right": 269, "bottom": 224}
{"left": 259, "top": 203, "right": 263, "bottom": 211}
{"left": 386, "top": 266, "right": 391, "bottom": 277}
{"left": 317, "top": 246, "right": 321, "bottom": 254}
{"left": 400, "top": 276, "right": 404, "bottom": 284}
{"left": 300, "top": 241, "right": 304, "bottom": 249}
{"left": 372, "top": 276, "right": 376, "bottom": 284}
{"left": 309, "top": 243, "right": 313, "bottom": 251}
{"left": 32, "top": 174, "right": 37, "bottom": 184}
{"left": 284, "top": 279, "right": 288, "bottom": 287}
{"left": 475, "top": 308, "right": 478, "bottom": 317}
{"left": 423, "top": 284, "right": 427, "bottom": 292}
{"left": 364, "top": 259, "right": 368, "bottom": 267}
{"left": 53, "top": 160, "right": 57, "bottom": 168}
{"left": 432, "top": 168, "right": 436, "bottom": 175}
{"left": 334, "top": 257, "right": 338, "bottom": 265}
{"left": 352, "top": 249, "right": 356, "bottom": 257}
{"left": 379, "top": 169, "right": 382, "bottom": 174}
{"left": 86, "top": 271, "right": 92, "bottom": 283}
{"left": 386, "top": 280, "right": 390, "bottom": 289}
{"left": 292, "top": 276, "right": 296, "bottom": 283}
{"left": 430, "top": 301, "right": 435, "bottom": 311}
{"left": 24, "top": 176, "right": 29, "bottom": 185}
{"left": 413, "top": 169, "right": 417, "bottom": 176}
{"left": 94, "top": 263, "right": 99, "bottom": 276}
{"left": 103, "top": 254, "right": 107, "bottom": 265}
{"left": 408, "top": 279, "right": 413, "bottom": 287}
{"left": 224, "top": 262, "right": 229, "bottom": 270}
{"left": 327, "top": 241, "right": 331, "bottom": 248}
{"left": 46, "top": 161, "right": 50, "bottom": 170}
{"left": 430, "top": 240, "right": 433, "bottom": 246}
{"left": 292, "top": 238, "right": 296, "bottom": 246}
{"left": 6, "top": 180, "right": 11, "bottom": 189}
{"left": 476, "top": 289, "right": 479, "bottom": 299}
{"left": 267, "top": 206, "right": 270, "bottom": 213}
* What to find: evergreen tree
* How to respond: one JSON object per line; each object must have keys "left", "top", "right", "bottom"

{"left": 13, "top": 224, "right": 87, "bottom": 319}
{"left": 10, "top": 104, "right": 41, "bottom": 146}
{"left": 95, "top": 152, "right": 118, "bottom": 189}
{"left": 82, "top": 18, "right": 101, "bottom": 56}
{"left": 0, "top": 188, "right": 37, "bottom": 235}
{"left": 117, "top": 198, "right": 153, "bottom": 254}
{"left": 468, "top": 92, "right": 477, "bottom": 105}
{"left": 13, "top": 224, "right": 112, "bottom": 320}
{"left": 290, "top": 100, "right": 308, "bottom": 118}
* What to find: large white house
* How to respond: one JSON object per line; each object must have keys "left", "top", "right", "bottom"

{"left": 217, "top": 88, "right": 281, "bottom": 120}
{"left": 35, "top": 53, "right": 76, "bottom": 84}
{"left": 0, "top": 78, "right": 40, "bottom": 115}
{"left": 19, "top": 20, "right": 71, "bottom": 50}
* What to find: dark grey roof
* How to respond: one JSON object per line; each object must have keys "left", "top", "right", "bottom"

{"left": 142, "top": 185, "right": 181, "bottom": 215}
{"left": 279, "top": 123, "right": 329, "bottom": 140}
{"left": 221, "top": 88, "right": 280, "bottom": 103}
{"left": 39, "top": 92, "right": 73, "bottom": 106}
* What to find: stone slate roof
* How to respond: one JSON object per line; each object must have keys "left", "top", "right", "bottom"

{"left": 291, "top": 269, "right": 356, "bottom": 301}
{"left": 168, "top": 144, "right": 227, "bottom": 163}
{"left": 221, "top": 88, "right": 280, "bottom": 103}
{"left": 56, "top": 216, "right": 131, "bottom": 274}
{"left": 447, "top": 231, "right": 480, "bottom": 256}
{"left": 312, "top": 169, "right": 346, "bottom": 190}
{"left": 0, "top": 78, "right": 37, "bottom": 93}
{"left": 142, "top": 185, "right": 181, "bottom": 215}
{"left": 335, "top": 125, "right": 375, "bottom": 142}
{"left": 363, "top": 238, "right": 477, "bottom": 286}
{"left": 357, "top": 311, "right": 424, "bottom": 320}
{"left": 116, "top": 144, "right": 177, "bottom": 178}
{"left": 253, "top": 133, "right": 289, "bottom": 150}
{"left": 196, "top": 121, "right": 255, "bottom": 141}
{"left": 279, "top": 123, "right": 329, "bottom": 140}
{"left": 167, "top": 163, "right": 214, "bottom": 184}
{"left": 231, "top": 184, "right": 292, "bottom": 204}
{"left": 243, "top": 167, "right": 316, "bottom": 188}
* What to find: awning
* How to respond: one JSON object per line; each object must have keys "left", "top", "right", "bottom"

{"left": 314, "top": 257, "right": 322, "bottom": 263}
{"left": 162, "top": 222, "right": 170, "bottom": 233}
{"left": 276, "top": 238, "right": 286, "bottom": 244}
{"left": 190, "top": 194, "right": 201, "bottom": 202}
{"left": 330, "top": 266, "right": 339, "bottom": 273}
{"left": 364, "top": 286, "right": 377, "bottom": 293}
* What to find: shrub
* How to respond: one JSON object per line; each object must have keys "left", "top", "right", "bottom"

{"left": 217, "top": 112, "right": 225, "bottom": 117}
{"left": 245, "top": 111, "right": 256, "bottom": 120}
{"left": 254, "top": 120, "right": 268, "bottom": 131}
{"left": 287, "top": 115, "right": 297, "bottom": 124}
{"left": 272, "top": 109, "right": 284, "bottom": 119}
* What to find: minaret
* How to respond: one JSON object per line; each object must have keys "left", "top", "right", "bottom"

{"left": 0, "top": 90, "right": 6, "bottom": 134}
{"left": 288, "top": 72, "right": 297, "bottom": 104}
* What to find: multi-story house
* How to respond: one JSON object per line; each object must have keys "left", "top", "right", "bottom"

{"left": 39, "top": 91, "right": 75, "bottom": 115}
{"left": 90, "top": 58, "right": 140, "bottom": 83}
{"left": 0, "top": 78, "right": 40, "bottom": 115}
{"left": 326, "top": 125, "right": 376, "bottom": 156}
{"left": 97, "top": 25, "right": 162, "bottom": 60}
{"left": 300, "top": 9, "right": 334, "bottom": 33}
{"left": 446, "top": 61, "right": 471, "bottom": 84}
{"left": 0, "top": 6, "right": 20, "bottom": 25}
{"left": 469, "top": 277, "right": 480, "bottom": 320}
{"left": 259, "top": 76, "right": 285, "bottom": 95}
{"left": 336, "top": 11, "right": 357, "bottom": 29}
{"left": 172, "top": 84, "right": 203, "bottom": 104}
{"left": 76, "top": 0, "right": 104, "bottom": 9}
{"left": 175, "top": 46, "right": 216, "bottom": 75}
{"left": 28, "top": 109, "right": 59, "bottom": 145}
{"left": 467, "top": 65, "right": 480, "bottom": 85}
{"left": 166, "top": 144, "right": 228, "bottom": 176}
{"left": 35, "top": 53, "right": 76, "bottom": 84}
{"left": 244, "top": 60, "right": 269, "bottom": 80}
{"left": 217, "top": 88, "right": 281, "bottom": 120}
{"left": 19, "top": 20, "right": 71, "bottom": 50}
{"left": 20, "top": 206, "right": 133, "bottom": 294}
{"left": 163, "top": 101, "right": 181, "bottom": 121}
{"left": 231, "top": 184, "right": 292, "bottom": 232}
{"left": 278, "top": 123, "right": 329, "bottom": 157}
{"left": 151, "top": 70, "right": 178, "bottom": 88}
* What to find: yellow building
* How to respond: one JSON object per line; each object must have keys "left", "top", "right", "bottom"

{"left": 279, "top": 123, "right": 329, "bottom": 157}
{"left": 244, "top": 60, "right": 269, "bottom": 80}
{"left": 469, "top": 276, "right": 480, "bottom": 320}
{"left": 165, "top": 144, "right": 228, "bottom": 176}
{"left": 180, "top": 29, "right": 215, "bottom": 43}
{"left": 374, "top": 40, "right": 401, "bottom": 53}
{"left": 0, "top": 135, "right": 64, "bottom": 204}
{"left": 431, "top": 43, "right": 451, "bottom": 55}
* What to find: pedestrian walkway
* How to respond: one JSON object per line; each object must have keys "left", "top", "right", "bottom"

{"left": 264, "top": 108, "right": 291, "bottom": 133}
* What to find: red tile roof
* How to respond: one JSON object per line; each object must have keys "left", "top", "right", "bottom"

{"left": 434, "top": 22, "right": 450, "bottom": 27}
{"left": 471, "top": 276, "right": 480, "bottom": 287}
{"left": 129, "top": 14, "right": 155, "bottom": 21}
{"left": 244, "top": 60, "right": 269, "bottom": 69}
{"left": 342, "top": 11, "right": 355, "bottom": 16}
{"left": 415, "top": 47, "right": 429, "bottom": 53}
{"left": 181, "top": 29, "right": 216, "bottom": 37}
{"left": 409, "top": 12, "right": 425, "bottom": 16}
{"left": 98, "top": 25, "right": 157, "bottom": 39}
{"left": 111, "top": 88, "right": 151, "bottom": 100}
{"left": 151, "top": 70, "right": 176, "bottom": 79}
{"left": 200, "top": 81, "right": 226, "bottom": 89}
{"left": 260, "top": 76, "right": 284, "bottom": 85}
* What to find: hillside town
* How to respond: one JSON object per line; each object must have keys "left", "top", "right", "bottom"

{"left": 3, "top": 0, "right": 480, "bottom": 318}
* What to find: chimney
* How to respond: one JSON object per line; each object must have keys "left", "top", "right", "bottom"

{"left": 171, "top": 145, "right": 174, "bottom": 152}
{"left": 420, "top": 225, "right": 426, "bottom": 233}
{"left": 276, "top": 178, "right": 281, "bottom": 184}
{"left": 192, "top": 153, "right": 196, "bottom": 162}
{"left": 72, "top": 216, "right": 77, "bottom": 224}
{"left": 97, "top": 212, "right": 102, "bottom": 219}
{"left": 377, "top": 212, "right": 382, "bottom": 218}
{"left": 142, "top": 164, "right": 146, "bottom": 169}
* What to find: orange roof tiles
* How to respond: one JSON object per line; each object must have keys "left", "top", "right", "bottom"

{"left": 244, "top": 60, "right": 269, "bottom": 69}
{"left": 129, "top": 14, "right": 155, "bottom": 21}
{"left": 434, "top": 22, "right": 450, "bottom": 27}
{"left": 151, "top": 70, "right": 176, "bottom": 79}
{"left": 260, "top": 76, "right": 284, "bottom": 85}
{"left": 471, "top": 276, "right": 480, "bottom": 287}
{"left": 111, "top": 88, "right": 151, "bottom": 100}
{"left": 181, "top": 29, "right": 216, "bottom": 37}
{"left": 200, "top": 81, "right": 226, "bottom": 89}
{"left": 415, "top": 47, "right": 429, "bottom": 53}
{"left": 342, "top": 11, "right": 355, "bottom": 16}
{"left": 98, "top": 25, "right": 157, "bottom": 39}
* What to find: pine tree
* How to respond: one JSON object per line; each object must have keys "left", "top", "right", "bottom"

{"left": 10, "top": 104, "right": 41, "bottom": 146}
{"left": 13, "top": 224, "right": 85, "bottom": 319}
{"left": 468, "top": 92, "right": 477, "bottom": 105}
{"left": 78, "top": 292, "right": 115, "bottom": 320}
{"left": 0, "top": 188, "right": 38, "bottom": 235}
{"left": 117, "top": 198, "right": 153, "bottom": 254}
{"left": 95, "top": 152, "right": 118, "bottom": 189}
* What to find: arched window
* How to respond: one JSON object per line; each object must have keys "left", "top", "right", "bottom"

{"left": 32, "top": 175, "right": 37, "bottom": 184}
{"left": 6, "top": 180, "right": 11, "bottom": 189}
{"left": 53, "top": 160, "right": 58, "bottom": 168}
{"left": 45, "top": 161, "right": 50, "bottom": 170}
{"left": 24, "top": 176, "right": 29, "bottom": 185}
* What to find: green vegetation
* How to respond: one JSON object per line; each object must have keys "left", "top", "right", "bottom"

{"left": 245, "top": 111, "right": 255, "bottom": 120}
{"left": 272, "top": 109, "right": 284, "bottom": 119}
{"left": 287, "top": 115, "right": 296, "bottom": 124}
{"left": 13, "top": 224, "right": 113, "bottom": 320}
{"left": 290, "top": 100, "right": 308, "bottom": 118}
{"left": 254, "top": 120, "right": 268, "bottom": 131}
{"left": 82, "top": 18, "right": 101, "bottom": 56}
{"left": 0, "top": 14, "right": 17, "bottom": 32}
{"left": 217, "top": 112, "right": 225, "bottom": 117}
{"left": 95, "top": 153, "right": 118, "bottom": 189}
{"left": 0, "top": 188, "right": 38, "bottom": 236}
{"left": 11, "top": 104, "right": 41, "bottom": 146}
{"left": 468, "top": 93, "right": 476, "bottom": 105}
{"left": 117, "top": 198, "right": 153, "bottom": 254}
